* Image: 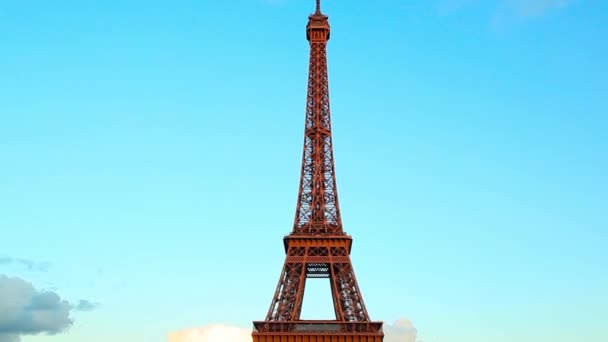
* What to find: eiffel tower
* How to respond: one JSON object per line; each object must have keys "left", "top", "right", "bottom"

{"left": 252, "top": 1, "right": 384, "bottom": 341}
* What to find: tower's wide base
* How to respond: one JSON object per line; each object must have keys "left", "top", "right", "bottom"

{"left": 252, "top": 321, "right": 384, "bottom": 342}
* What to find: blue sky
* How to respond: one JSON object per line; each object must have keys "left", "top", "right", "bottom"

{"left": 1, "top": 0, "right": 607, "bottom": 341}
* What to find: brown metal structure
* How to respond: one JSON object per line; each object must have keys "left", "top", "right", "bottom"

{"left": 252, "top": 1, "right": 384, "bottom": 341}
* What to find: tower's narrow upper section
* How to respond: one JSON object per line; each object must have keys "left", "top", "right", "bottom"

{"left": 307, "top": 0, "right": 330, "bottom": 42}
{"left": 293, "top": 0, "right": 342, "bottom": 236}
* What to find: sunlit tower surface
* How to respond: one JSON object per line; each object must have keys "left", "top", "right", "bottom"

{"left": 252, "top": 1, "right": 384, "bottom": 341}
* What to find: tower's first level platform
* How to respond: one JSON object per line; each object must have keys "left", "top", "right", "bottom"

{"left": 252, "top": 321, "right": 384, "bottom": 342}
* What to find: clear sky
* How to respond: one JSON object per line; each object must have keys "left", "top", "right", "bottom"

{"left": 1, "top": 0, "right": 607, "bottom": 341}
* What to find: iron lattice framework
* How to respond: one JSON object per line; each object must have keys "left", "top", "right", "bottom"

{"left": 294, "top": 0, "right": 341, "bottom": 236}
{"left": 253, "top": 2, "right": 383, "bottom": 341}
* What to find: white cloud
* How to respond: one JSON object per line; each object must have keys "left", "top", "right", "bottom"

{"left": 384, "top": 318, "right": 418, "bottom": 342}
{"left": 0, "top": 275, "right": 98, "bottom": 342}
{"left": 168, "top": 325, "right": 251, "bottom": 342}
{"left": 0, "top": 275, "right": 72, "bottom": 342}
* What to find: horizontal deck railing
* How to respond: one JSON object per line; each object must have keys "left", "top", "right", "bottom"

{"left": 253, "top": 321, "right": 383, "bottom": 334}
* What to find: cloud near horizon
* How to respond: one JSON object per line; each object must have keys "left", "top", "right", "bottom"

{"left": 168, "top": 325, "right": 251, "bottom": 342}
{"left": 384, "top": 319, "right": 418, "bottom": 342}
{"left": 168, "top": 319, "right": 417, "bottom": 342}
{"left": 0, "top": 275, "right": 97, "bottom": 342}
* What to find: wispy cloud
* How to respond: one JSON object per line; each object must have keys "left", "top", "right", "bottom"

{"left": 437, "top": 0, "right": 480, "bottom": 15}
{"left": 504, "top": 0, "right": 571, "bottom": 17}
{"left": 490, "top": 0, "right": 572, "bottom": 28}
{"left": 74, "top": 299, "right": 100, "bottom": 312}
{"left": 0, "top": 256, "right": 50, "bottom": 272}
{"left": 261, "top": 0, "right": 287, "bottom": 5}
{"left": 437, "top": 0, "right": 574, "bottom": 23}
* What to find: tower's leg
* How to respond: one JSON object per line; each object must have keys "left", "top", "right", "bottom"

{"left": 266, "top": 261, "right": 306, "bottom": 321}
{"left": 331, "top": 262, "right": 371, "bottom": 322}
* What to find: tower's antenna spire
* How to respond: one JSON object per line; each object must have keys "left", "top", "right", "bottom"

{"left": 316, "top": 0, "right": 321, "bottom": 13}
